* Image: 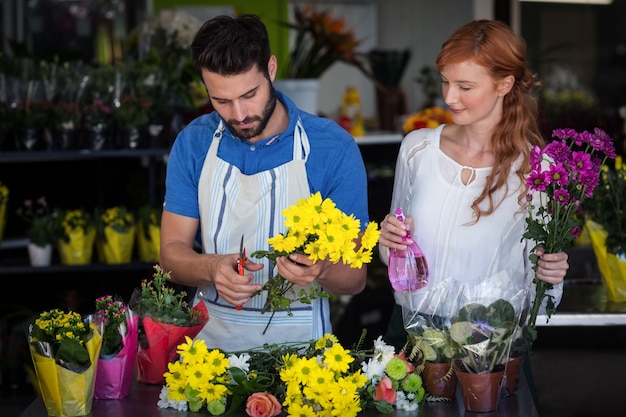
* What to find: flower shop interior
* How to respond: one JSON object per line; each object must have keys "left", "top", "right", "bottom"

{"left": 1, "top": 0, "right": 626, "bottom": 416}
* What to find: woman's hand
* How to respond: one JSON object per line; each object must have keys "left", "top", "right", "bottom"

{"left": 535, "top": 248, "right": 569, "bottom": 285}
{"left": 379, "top": 213, "right": 414, "bottom": 250}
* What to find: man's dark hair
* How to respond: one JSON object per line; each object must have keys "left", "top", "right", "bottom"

{"left": 191, "top": 14, "right": 271, "bottom": 78}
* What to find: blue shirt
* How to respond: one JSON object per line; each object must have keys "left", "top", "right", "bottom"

{"left": 164, "top": 91, "right": 370, "bottom": 227}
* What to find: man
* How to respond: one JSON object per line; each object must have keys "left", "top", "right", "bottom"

{"left": 160, "top": 14, "right": 370, "bottom": 351}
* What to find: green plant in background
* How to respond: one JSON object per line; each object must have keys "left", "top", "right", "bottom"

{"left": 112, "top": 95, "right": 150, "bottom": 129}
{"left": 16, "top": 196, "right": 59, "bottom": 247}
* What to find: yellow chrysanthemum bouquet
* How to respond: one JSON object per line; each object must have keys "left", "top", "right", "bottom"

{"left": 250, "top": 192, "right": 380, "bottom": 331}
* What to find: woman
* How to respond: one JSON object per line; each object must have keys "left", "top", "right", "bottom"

{"left": 378, "top": 20, "right": 569, "bottom": 350}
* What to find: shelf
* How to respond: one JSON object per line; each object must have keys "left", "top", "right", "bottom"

{"left": 0, "top": 148, "right": 169, "bottom": 163}
{"left": 0, "top": 261, "right": 155, "bottom": 276}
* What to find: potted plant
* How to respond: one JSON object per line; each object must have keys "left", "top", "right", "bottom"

{"left": 81, "top": 98, "right": 113, "bottom": 151}
{"left": 112, "top": 94, "right": 151, "bottom": 149}
{"left": 136, "top": 204, "right": 161, "bottom": 263}
{"left": 93, "top": 295, "right": 138, "bottom": 400}
{"left": 94, "top": 206, "right": 137, "bottom": 264}
{"left": 16, "top": 196, "right": 59, "bottom": 267}
{"left": 449, "top": 298, "right": 517, "bottom": 412}
{"left": 51, "top": 101, "right": 82, "bottom": 150}
{"left": 28, "top": 308, "right": 102, "bottom": 416}
{"left": 129, "top": 264, "right": 208, "bottom": 384}
{"left": 275, "top": 3, "right": 377, "bottom": 114}
{"left": 57, "top": 208, "right": 97, "bottom": 266}
{"left": 406, "top": 321, "right": 458, "bottom": 400}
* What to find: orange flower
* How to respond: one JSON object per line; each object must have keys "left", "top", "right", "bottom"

{"left": 374, "top": 376, "right": 397, "bottom": 404}
{"left": 246, "top": 392, "right": 282, "bottom": 417}
{"left": 402, "top": 106, "right": 453, "bottom": 135}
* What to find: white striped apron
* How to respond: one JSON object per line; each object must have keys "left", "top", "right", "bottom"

{"left": 193, "top": 119, "right": 331, "bottom": 351}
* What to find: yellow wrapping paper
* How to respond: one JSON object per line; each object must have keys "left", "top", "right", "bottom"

{"left": 585, "top": 220, "right": 626, "bottom": 302}
{"left": 58, "top": 227, "right": 96, "bottom": 266}
{"left": 29, "top": 330, "right": 102, "bottom": 417}
{"left": 137, "top": 222, "right": 160, "bottom": 263}
{"left": 0, "top": 202, "right": 6, "bottom": 242}
{"left": 97, "top": 226, "right": 136, "bottom": 264}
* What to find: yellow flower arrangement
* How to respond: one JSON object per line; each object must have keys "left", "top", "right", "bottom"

{"left": 401, "top": 106, "right": 453, "bottom": 135}
{"left": 158, "top": 333, "right": 425, "bottom": 416}
{"left": 250, "top": 192, "right": 380, "bottom": 331}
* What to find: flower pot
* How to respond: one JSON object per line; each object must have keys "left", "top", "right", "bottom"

{"left": 273, "top": 79, "right": 319, "bottom": 115}
{"left": 422, "top": 361, "right": 457, "bottom": 399}
{"left": 53, "top": 128, "right": 80, "bottom": 150}
{"left": 97, "top": 226, "right": 136, "bottom": 264}
{"left": 455, "top": 365, "right": 505, "bottom": 412}
{"left": 28, "top": 242, "right": 52, "bottom": 267}
{"left": 502, "top": 354, "right": 524, "bottom": 397}
{"left": 84, "top": 124, "right": 112, "bottom": 151}
{"left": 117, "top": 127, "right": 144, "bottom": 149}
{"left": 58, "top": 227, "right": 97, "bottom": 266}
{"left": 137, "top": 222, "right": 160, "bottom": 263}
{"left": 14, "top": 128, "right": 44, "bottom": 151}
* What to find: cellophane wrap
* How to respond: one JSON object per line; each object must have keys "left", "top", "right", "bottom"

{"left": 57, "top": 226, "right": 96, "bottom": 265}
{"left": 137, "top": 222, "right": 160, "bottom": 263}
{"left": 28, "top": 326, "right": 102, "bottom": 417}
{"left": 97, "top": 225, "right": 137, "bottom": 264}
{"left": 136, "top": 301, "right": 209, "bottom": 384}
{"left": 94, "top": 310, "right": 139, "bottom": 399}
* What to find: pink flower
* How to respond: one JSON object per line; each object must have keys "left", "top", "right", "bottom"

{"left": 374, "top": 376, "right": 397, "bottom": 404}
{"left": 245, "top": 392, "right": 282, "bottom": 417}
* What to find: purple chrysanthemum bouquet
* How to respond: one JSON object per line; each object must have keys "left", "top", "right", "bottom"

{"left": 523, "top": 127, "right": 616, "bottom": 348}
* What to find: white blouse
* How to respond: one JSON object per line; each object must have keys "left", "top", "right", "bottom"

{"left": 380, "top": 124, "right": 562, "bottom": 314}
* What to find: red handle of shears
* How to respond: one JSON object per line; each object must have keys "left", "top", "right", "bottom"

{"left": 236, "top": 248, "right": 246, "bottom": 310}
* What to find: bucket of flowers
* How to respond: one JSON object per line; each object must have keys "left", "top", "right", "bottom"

{"left": 157, "top": 332, "right": 425, "bottom": 416}
{"left": 28, "top": 309, "right": 102, "bottom": 416}
{"left": 95, "top": 205, "right": 137, "bottom": 264}
{"left": 93, "top": 295, "right": 138, "bottom": 399}
{"left": 130, "top": 264, "right": 208, "bottom": 384}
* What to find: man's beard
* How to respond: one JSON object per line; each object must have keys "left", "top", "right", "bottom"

{"left": 226, "top": 86, "right": 277, "bottom": 140}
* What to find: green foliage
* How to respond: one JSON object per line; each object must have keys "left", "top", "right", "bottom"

{"left": 131, "top": 265, "right": 201, "bottom": 326}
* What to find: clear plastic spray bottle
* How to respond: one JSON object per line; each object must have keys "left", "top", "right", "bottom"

{"left": 387, "top": 208, "right": 429, "bottom": 291}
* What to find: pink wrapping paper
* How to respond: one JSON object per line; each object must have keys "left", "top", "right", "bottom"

{"left": 94, "top": 313, "right": 139, "bottom": 399}
{"left": 136, "top": 302, "right": 208, "bottom": 384}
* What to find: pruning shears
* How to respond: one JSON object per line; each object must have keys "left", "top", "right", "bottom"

{"left": 236, "top": 234, "right": 246, "bottom": 310}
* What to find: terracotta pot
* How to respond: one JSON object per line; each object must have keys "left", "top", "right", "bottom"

{"left": 502, "top": 355, "right": 524, "bottom": 396}
{"left": 422, "top": 361, "right": 457, "bottom": 399}
{"left": 456, "top": 366, "right": 505, "bottom": 412}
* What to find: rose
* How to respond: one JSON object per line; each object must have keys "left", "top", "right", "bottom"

{"left": 374, "top": 376, "right": 397, "bottom": 404}
{"left": 245, "top": 392, "right": 282, "bottom": 417}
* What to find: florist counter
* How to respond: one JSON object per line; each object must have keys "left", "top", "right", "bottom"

{"left": 19, "top": 374, "right": 538, "bottom": 417}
